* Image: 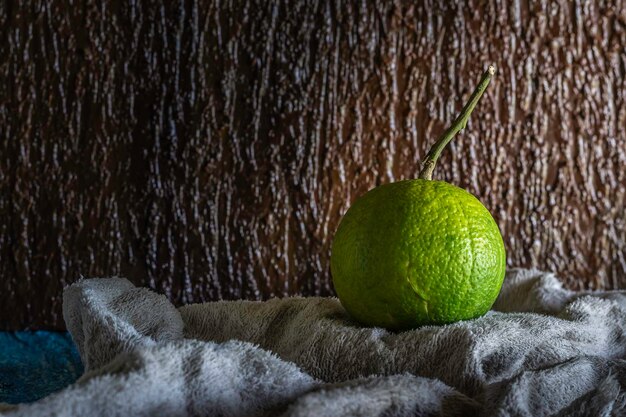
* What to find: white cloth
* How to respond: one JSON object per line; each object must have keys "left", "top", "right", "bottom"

{"left": 3, "top": 268, "right": 626, "bottom": 416}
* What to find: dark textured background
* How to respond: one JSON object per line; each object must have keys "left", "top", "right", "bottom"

{"left": 1, "top": 1, "right": 625, "bottom": 330}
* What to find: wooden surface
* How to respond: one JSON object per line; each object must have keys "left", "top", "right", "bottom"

{"left": 1, "top": 0, "right": 625, "bottom": 329}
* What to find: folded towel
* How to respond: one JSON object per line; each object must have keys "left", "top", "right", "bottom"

{"left": 2, "top": 269, "right": 626, "bottom": 417}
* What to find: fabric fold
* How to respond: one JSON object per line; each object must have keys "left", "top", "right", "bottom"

{"left": 2, "top": 268, "right": 626, "bottom": 417}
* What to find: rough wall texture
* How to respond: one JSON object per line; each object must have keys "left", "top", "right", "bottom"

{"left": 1, "top": 0, "right": 625, "bottom": 330}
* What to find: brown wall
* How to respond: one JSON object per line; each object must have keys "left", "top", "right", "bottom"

{"left": 1, "top": 1, "right": 625, "bottom": 330}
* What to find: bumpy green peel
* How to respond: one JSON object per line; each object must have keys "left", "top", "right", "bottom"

{"left": 331, "top": 66, "right": 504, "bottom": 330}
{"left": 331, "top": 180, "right": 506, "bottom": 330}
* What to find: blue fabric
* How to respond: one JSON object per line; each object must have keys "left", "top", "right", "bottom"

{"left": 0, "top": 331, "right": 83, "bottom": 404}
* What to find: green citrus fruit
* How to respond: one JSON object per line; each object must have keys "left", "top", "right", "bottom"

{"left": 330, "top": 179, "right": 506, "bottom": 330}
{"left": 330, "top": 66, "right": 505, "bottom": 330}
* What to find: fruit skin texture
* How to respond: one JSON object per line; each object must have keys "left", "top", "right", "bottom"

{"left": 330, "top": 179, "right": 506, "bottom": 330}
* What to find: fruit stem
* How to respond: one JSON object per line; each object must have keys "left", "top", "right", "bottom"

{"left": 418, "top": 65, "right": 496, "bottom": 180}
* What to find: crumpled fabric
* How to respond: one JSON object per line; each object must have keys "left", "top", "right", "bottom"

{"left": 2, "top": 268, "right": 626, "bottom": 417}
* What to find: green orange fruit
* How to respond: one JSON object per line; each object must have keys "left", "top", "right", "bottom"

{"left": 330, "top": 66, "right": 506, "bottom": 330}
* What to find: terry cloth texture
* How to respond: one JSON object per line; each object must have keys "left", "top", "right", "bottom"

{"left": 2, "top": 268, "right": 626, "bottom": 416}
{"left": 0, "top": 332, "right": 83, "bottom": 404}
